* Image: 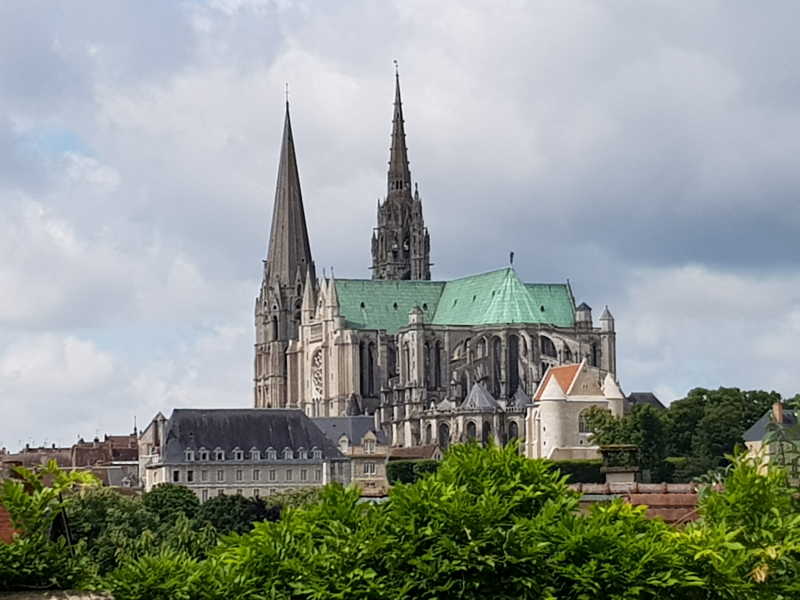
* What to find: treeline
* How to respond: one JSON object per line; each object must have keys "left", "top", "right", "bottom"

{"left": 3, "top": 443, "right": 800, "bottom": 598}
{"left": 586, "top": 387, "right": 790, "bottom": 481}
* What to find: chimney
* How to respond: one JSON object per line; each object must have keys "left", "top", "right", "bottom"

{"left": 772, "top": 401, "right": 785, "bottom": 425}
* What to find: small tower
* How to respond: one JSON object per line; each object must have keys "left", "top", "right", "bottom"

{"left": 370, "top": 67, "right": 431, "bottom": 281}
{"left": 599, "top": 306, "right": 616, "bottom": 376}
{"left": 254, "top": 101, "right": 316, "bottom": 408}
{"left": 576, "top": 302, "right": 593, "bottom": 329}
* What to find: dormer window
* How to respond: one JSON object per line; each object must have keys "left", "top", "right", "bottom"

{"left": 283, "top": 447, "right": 293, "bottom": 460}
{"left": 184, "top": 448, "right": 194, "bottom": 461}
{"left": 250, "top": 447, "right": 260, "bottom": 461}
{"left": 297, "top": 447, "right": 307, "bottom": 460}
{"left": 364, "top": 439, "right": 376, "bottom": 455}
{"left": 233, "top": 447, "right": 244, "bottom": 461}
{"left": 311, "top": 447, "right": 322, "bottom": 460}
{"left": 198, "top": 447, "right": 209, "bottom": 461}
{"left": 266, "top": 447, "right": 277, "bottom": 461}
{"left": 214, "top": 447, "right": 225, "bottom": 461}
{"left": 338, "top": 436, "right": 349, "bottom": 454}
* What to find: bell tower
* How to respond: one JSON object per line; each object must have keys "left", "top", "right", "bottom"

{"left": 371, "top": 67, "right": 431, "bottom": 280}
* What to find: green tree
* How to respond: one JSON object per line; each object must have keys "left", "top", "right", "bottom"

{"left": 196, "top": 494, "right": 278, "bottom": 535}
{"left": 142, "top": 483, "right": 200, "bottom": 522}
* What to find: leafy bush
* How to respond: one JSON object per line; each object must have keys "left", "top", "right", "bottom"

{"left": 0, "top": 536, "right": 95, "bottom": 591}
{"left": 143, "top": 483, "right": 200, "bottom": 521}
{"left": 386, "top": 459, "right": 438, "bottom": 484}
{"left": 103, "top": 549, "right": 201, "bottom": 600}
{"left": 551, "top": 459, "right": 603, "bottom": 483}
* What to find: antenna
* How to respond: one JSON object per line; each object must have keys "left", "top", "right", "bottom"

{"left": 393, "top": 59, "right": 399, "bottom": 76}
{"left": 285, "top": 82, "right": 289, "bottom": 104}
{"left": 509, "top": 251, "right": 515, "bottom": 266}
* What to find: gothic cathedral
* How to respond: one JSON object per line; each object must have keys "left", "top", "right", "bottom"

{"left": 255, "top": 72, "right": 617, "bottom": 450}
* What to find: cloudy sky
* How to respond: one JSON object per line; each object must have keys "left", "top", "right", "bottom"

{"left": 1, "top": 0, "right": 799, "bottom": 448}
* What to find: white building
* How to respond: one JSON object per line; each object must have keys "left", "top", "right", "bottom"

{"left": 525, "top": 360, "right": 625, "bottom": 460}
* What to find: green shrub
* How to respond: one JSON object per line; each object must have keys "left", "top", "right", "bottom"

{"left": 0, "top": 537, "right": 95, "bottom": 591}
{"left": 386, "top": 459, "right": 438, "bottom": 484}
{"left": 103, "top": 549, "right": 201, "bottom": 600}
{"left": 551, "top": 459, "right": 603, "bottom": 483}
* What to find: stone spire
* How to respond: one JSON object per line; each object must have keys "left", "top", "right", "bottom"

{"left": 371, "top": 66, "right": 431, "bottom": 281}
{"left": 387, "top": 67, "right": 411, "bottom": 197}
{"left": 266, "top": 101, "right": 315, "bottom": 289}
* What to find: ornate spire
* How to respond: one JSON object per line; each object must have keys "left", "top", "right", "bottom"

{"left": 265, "top": 101, "right": 315, "bottom": 288}
{"left": 387, "top": 63, "right": 411, "bottom": 197}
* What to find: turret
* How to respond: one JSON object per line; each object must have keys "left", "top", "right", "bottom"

{"left": 576, "top": 302, "right": 592, "bottom": 329}
{"left": 600, "top": 305, "right": 614, "bottom": 332}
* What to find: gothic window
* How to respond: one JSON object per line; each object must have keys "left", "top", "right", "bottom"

{"left": 271, "top": 317, "right": 278, "bottom": 340}
{"left": 434, "top": 341, "right": 442, "bottom": 388}
{"left": 402, "top": 342, "right": 410, "bottom": 383}
{"left": 466, "top": 421, "right": 477, "bottom": 441}
{"left": 508, "top": 335, "right": 520, "bottom": 395}
{"left": 425, "top": 423, "right": 432, "bottom": 444}
{"left": 482, "top": 422, "right": 492, "bottom": 446}
{"left": 460, "top": 372, "right": 468, "bottom": 402}
{"left": 311, "top": 350, "right": 323, "bottom": 399}
{"left": 508, "top": 421, "right": 519, "bottom": 442}
{"left": 367, "top": 342, "right": 376, "bottom": 396}
{"left": 387, "top": 344, "right": 397, "bottom": 379}
{"left": 591, "top": 343, "right": 599, "bottom": 367}
{"left": 540, "top": 336, "right": 557, "bottom": 358}
{"left": 564, "top": 345, "right": 573, "bottom": 363}
{"left": 438, "top": 422, "right": 450, "bottom": 450}
{"left": 477, "top": 338, "right": 487, "bottom": 358}
{"left": 492, "top": 337, "right": 502, "bottom": 397}
{"left": 424, "top": 342, "right": 431, "bottom": 389}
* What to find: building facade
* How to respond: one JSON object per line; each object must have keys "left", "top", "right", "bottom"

{"left": 525, "top": 361, "right": 625, "bottom": 460}
{"left": 314, "top": 416, "right": 390, "bottom": 496}
{"left": 138, "top": 409, "right": 349, "bottom": 499}
{"left": 254, "top": 72, "right": 618, "bottom": 450}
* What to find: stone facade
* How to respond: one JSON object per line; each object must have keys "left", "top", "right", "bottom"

{"left": 138, "top": 409, "right": 349, "bottom": 499}
{"left": 254, "top": 72, "right": 618, "bottom": 450}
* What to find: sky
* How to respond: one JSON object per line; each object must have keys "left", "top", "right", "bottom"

{"left": 1, "top": 0, "right": 800, "bottom": 449}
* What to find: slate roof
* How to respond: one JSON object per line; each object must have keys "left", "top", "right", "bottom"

{"left": 334, "top": 268, "right": 575, "bottom": 334}
{"left": 744, "top": 409, "right": 800, "bottom": 442}
{"left": 461, "top": 383, "right": 500, "bottom": 411}
{"left": 626, "top": 392, "right": 666, "bottom": 411}
{"left": 161, "top": 409, "right": 344, "bottom": 463}
{"left": 313, "top": 416, "right": 387, "bottom": 446}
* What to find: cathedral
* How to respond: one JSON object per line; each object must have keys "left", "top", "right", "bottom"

{"left": 254, "top": 72, "right": 617, "bottom": 450}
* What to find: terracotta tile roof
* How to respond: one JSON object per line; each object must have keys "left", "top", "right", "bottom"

{"left": 570, "top": 482, "right": 699, "bottom": 524}
{"left": 534, "top": 363, "right": 582, "bottom": 401}
{"left": 389, "top": 445, "right": 441, "bottom": 460}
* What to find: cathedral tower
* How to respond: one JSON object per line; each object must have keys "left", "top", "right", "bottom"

{"left": 371, "top": 69, "right": 431, "bottom": 280}
{"left": 254, "top": 101, "right": 316, "bottom": 408}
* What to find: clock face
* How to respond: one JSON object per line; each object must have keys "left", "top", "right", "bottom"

{"left": 311, "top": 351, "right": 323, "bottom": 397}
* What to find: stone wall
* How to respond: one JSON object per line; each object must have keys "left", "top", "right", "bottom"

{"left": 0, "top": 505, "right": 15, "bottom": 543}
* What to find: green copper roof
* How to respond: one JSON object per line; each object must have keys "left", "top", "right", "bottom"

{"left": 335, "top": 279, "right": 444, "bottom": 333}
{"left": 333, "top": 268, "right": 575, "bottom": 333}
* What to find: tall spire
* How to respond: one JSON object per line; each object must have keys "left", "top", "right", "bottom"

{"left": 265, "top": 101, "right": 315, "bottom": 288}
{"left": 388, "top": 62, "right": 411, "bottom": 197}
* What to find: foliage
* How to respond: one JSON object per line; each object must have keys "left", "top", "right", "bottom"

{"left": 385, "top": 459, "right": 439, "bottom": 484}
{"left": 197, "top": 494, "right": 279, "bottom": 535}
{"left": 103, "top": 549, "right": 201, "bottom": 600}
{"left": 142, "top": 483, "right": 200, "bottom": 521}
{"left": 0, "top": 460, "right": 98, "bottom": 538}
{"left": 0, "top": 536, "right": 95, "bottom": 591}
{"left": 263, "top": 486, "right": 325, "bottom": 512}
{"left": 552, "top": 459, "right": 604, "bottom": 483}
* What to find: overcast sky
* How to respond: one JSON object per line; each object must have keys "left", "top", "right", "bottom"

{"left": 1, "top": 0, "right": 799, "bottom": 448}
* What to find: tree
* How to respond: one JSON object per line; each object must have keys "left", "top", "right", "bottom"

{"left": 196, "top": 494, "right": 279, "bottom": 535}
{"left": 142, "top": 483, "right": 200, "bottom": 522}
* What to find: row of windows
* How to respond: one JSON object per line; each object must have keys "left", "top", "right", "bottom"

{"left": 199, "top": 488, "right": 307, "bottom": 502}
{"left": 184, "top": 447, "right": 323, "bottom": 462}
{"left": 172, "top": 468, "right": 322, "bottom": 484}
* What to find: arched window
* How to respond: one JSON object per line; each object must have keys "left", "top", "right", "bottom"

{"left": 233, "top": 447, "right": 244, "bottom": 461}
{"left": 477, "top": 338, "right": 487, "bottom": 358}
{"left": 250, "top": 447, "right": 260, "bottom": 461}
{"left": 492, "top": 337, "right": 502, "bottom": 397}
{"left": 266, "top": 447, "right": 277, "bottom": 461}
{"left": 359, "top": 342, "right": 367, "bottom": 394}
{"left": 579, "top": 411, "right": 592, "bottom": 434}
{"left": 271, "top": 316, "right": 278, "bottom": 340}
{"left": 460, "top": 372, "right": 469, "bottom": 402}
{"left": 508, "top": 335, "right": 519, "bottom": 395}
{"left": 439, "top": 422, "right": 450, "bottom": 449}
{"left": 591, "top": 343, "right": 599, "bottom": 367}
{"left": 387, "top": 344, "right": 397, "bottom": 379}
{"left": 184, "top": 448, "right": 194, "bottom": 462}
{"left": 198, "top": 447, "right": 209, "bottom": 461}
{"left": 540, "top": 336, "right": 557, "bottom": 358}
{"left": 424, "top": 342, "right": 431, "bottom": 389}
{"left": 367, "top": 342, "right": 376, "bottom": 396}
{"left": 283, "top": 447, "right": 293, "bottom": 460}
{"left": 425, "top": 423, "right": 432, "bottom": 444}
{"left": 403, "top": 342, "right": 411, "bottom": 383}
{"left": 482, "top": 421, "right": 492, "bottom": 446}
{"left": 214, "top": 447, "right": 225, "bottom": 461}
{"left": 434, "top": 341, "right": 442, "bottom": 388}
{"left": 508, "top": 421, "right": 519, "bottom": 442}
{"left": 563, "top": 345, "right": 573, "bottom": 363}
{"left": 466, "top": 421, "right": 477, "bottom": 441}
